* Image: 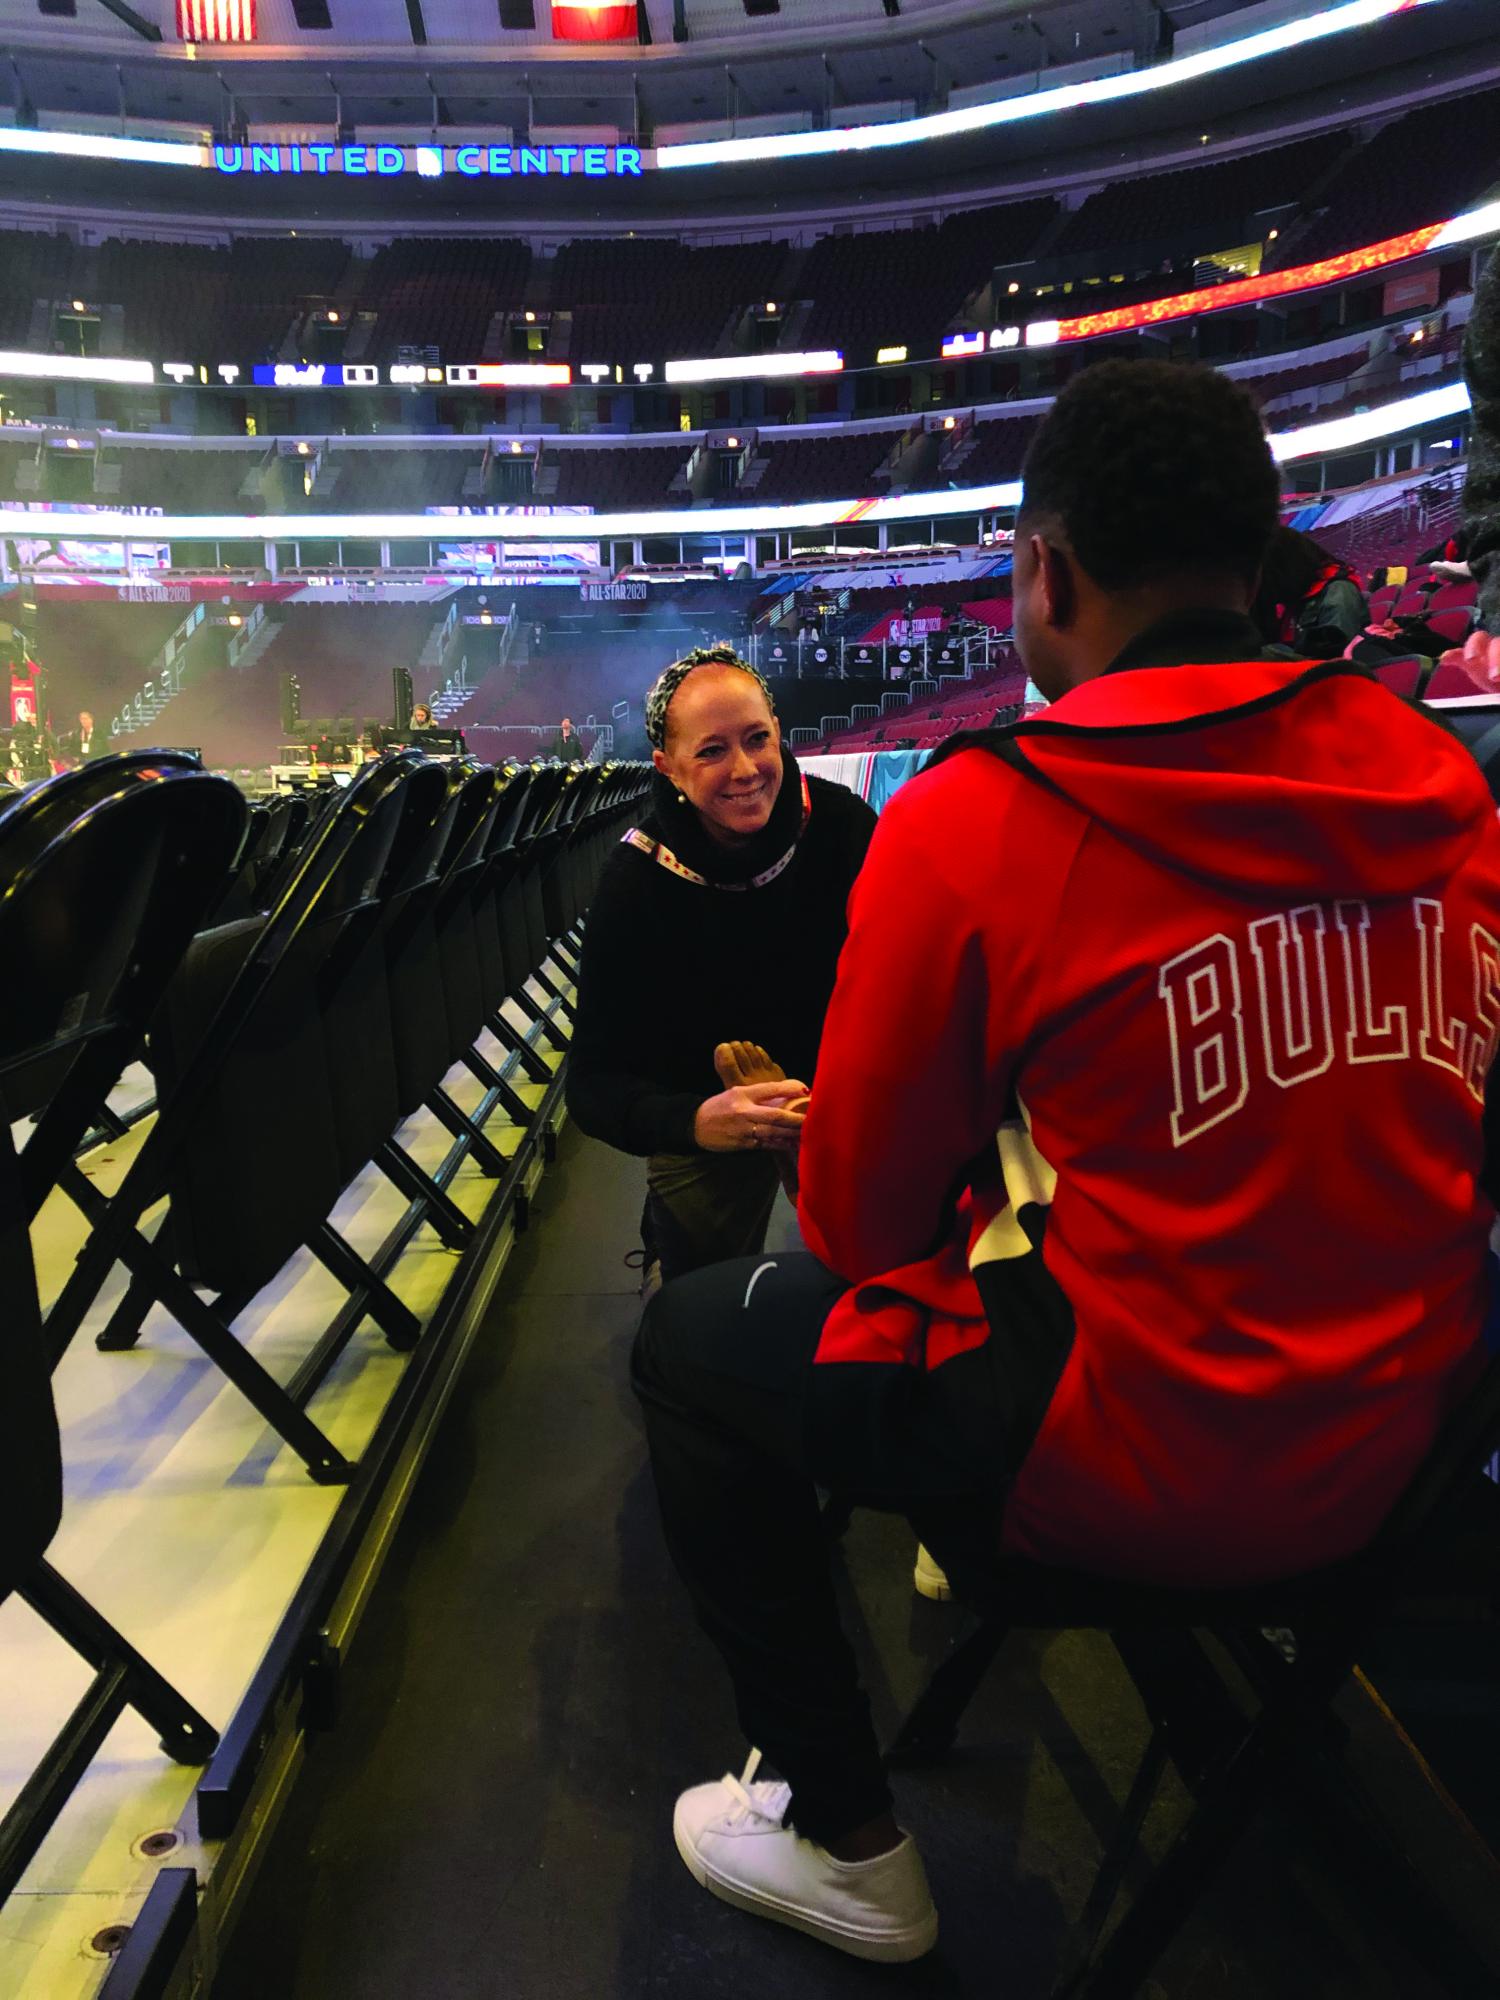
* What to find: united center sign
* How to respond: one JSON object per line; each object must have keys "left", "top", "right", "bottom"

{"left": 213, "top": 142, "right": 645, "bottom": 178}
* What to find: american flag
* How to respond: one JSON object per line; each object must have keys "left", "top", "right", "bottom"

{"left": 178, "top": 0, "right": 258, "bottom": 40}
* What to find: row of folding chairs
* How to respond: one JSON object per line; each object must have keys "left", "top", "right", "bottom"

{"left": 0, "top": 748, "right": 646, "bottom": 1904}
{"left": 39, "top": 751, "right": 644, "bottom": 1482}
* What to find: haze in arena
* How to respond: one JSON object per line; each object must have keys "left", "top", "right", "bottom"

{"left": 4, "top": 0, "right": 1500, "bottom": 1995}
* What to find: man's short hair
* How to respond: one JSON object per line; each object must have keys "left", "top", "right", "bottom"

{"left": 1018, "top": 359, "right": 1281, "bottom": 592}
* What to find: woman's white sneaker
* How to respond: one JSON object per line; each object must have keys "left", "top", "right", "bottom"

{"left": 671, "top": 1750, "right": 938, "bottom": 1963}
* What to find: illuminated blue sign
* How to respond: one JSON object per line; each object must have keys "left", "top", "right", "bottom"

{"left": 214, "top": 143, "right": 644, "bottom": 178}
{"left": 251, "top": 363, "right": 380, "bottom": 387}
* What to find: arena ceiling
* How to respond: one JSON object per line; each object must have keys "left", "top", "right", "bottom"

{"left": 0, "top": 0, "right": 1261, "bottom": 139}
{"left": 0, "top": 0, "right": 1494, "bottom": 228}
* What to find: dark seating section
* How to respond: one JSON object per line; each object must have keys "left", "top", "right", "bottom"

{"left": 111, "top": 444, "right": 263, "bottom": 512}
{"left": 94, "top": 234, "right": 350, "bottom": 363}
{"left": 750, "top": 430, "right": 895, "bottom": 502}
{"left": 547, "top": 443, "right": 689, "bottom": 507}
{"left": 816, "top": 652, "right": 1029, "bottom": 753}
{"left": 946, "top": 413, "right": 1043, "bottom": 487}
{"left": 1239, "top": 352, "right": 1360, "bottom": 417}
{"left": 554, "top": 237, "right": 787, "bottom": 362}
{"left": 1052, "top": 134, "right": 1349, "bottom": 262}
{"left": 1265, "top": 85, "right": 1500, "bottom": 271}
{"left": 0, "top": 229, "right": 76, "bottom": 348}
{"left": 325, "top": 445, "right": 485, "bottom": 510}
{"left": 358, "top": 238, "right": 532, "bottom": 362}
{"left": 798, "top": 202, "right": 1056, "bottom": 353}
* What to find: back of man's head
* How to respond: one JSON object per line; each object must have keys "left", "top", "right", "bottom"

{"left": 1014, "top": 360, "right": 1282, "bottom": 698}
{"left": 1020, "top": 359, "right": 1280, "bottom": 590}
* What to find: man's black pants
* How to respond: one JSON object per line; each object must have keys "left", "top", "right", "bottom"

{"left": 632, "top": 1250, "right": 1008, "bottom": 1847}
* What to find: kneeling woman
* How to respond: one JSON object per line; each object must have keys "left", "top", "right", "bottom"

{"left": 567, "top": 644, "right": 876, "bottom": 1287}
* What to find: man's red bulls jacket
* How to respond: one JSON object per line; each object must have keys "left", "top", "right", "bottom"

{"left": 798, "top": 612, "right": 1500, "bottom": 1585}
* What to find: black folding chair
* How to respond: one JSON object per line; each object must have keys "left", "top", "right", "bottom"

{"left": 503, "top": 765, "right": 578, "bottom": 1052}
{"left": 0, "top": 1126, "right": 217, "bottom": 1909}
{"left": 318, "top": 758, "right": 478, "bottom": 1253}
{"left": 43, "top": 756, "right": 428, "bottom": 1484}
{"left": 0, "top": 753, "right": 248, "bottom": 1221}
{"left": 434, "top": 765, "right": 538, "bottom": 1139}
{"left": 893, "top": 1356, "right": 1500, "bottom": 1996}
{"left": 473, "top": 767, "right": 554, "bottom": 1089}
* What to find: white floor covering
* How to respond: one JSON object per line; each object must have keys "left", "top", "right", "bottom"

{"left": 1, "top": 990, "right": 565, "bottom": 1999}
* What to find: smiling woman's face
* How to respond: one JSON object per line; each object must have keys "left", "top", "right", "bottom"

{"left": 653, "top": 666, "right": 782, "bottom": 845}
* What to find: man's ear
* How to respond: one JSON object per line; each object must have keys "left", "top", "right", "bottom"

{"left": 1036, "top": 536, "right": 1077, "bottom": 631}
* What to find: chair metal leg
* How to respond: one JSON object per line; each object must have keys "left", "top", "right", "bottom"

{"left": 375, "top": 1137, "right": 476, "bottom": 1251}
{"left": 309, "top": 1221, "right": 422, "bottom": 1353}
{"left": 425, "top": 1086, "right": 511, "bottom": 1178}
{"left": 95, "top": 1270, "right": 156, "bottom": 1352}
{"left": 1061, "top": 1700, "right": 1297, "bottom": 1998}
{"left": 1052, "top": 1727, "right": 1173, "bottom": 1994}
{"left": 887, "top": 1616, "right": 1012, "bottom": 1764}
{"left": 532, "top": 964, "right": 577, "bottom": 1020}
{"left": 488, "top": 1011, "right": 553, "bottom": 1085}
{"left": 460, "top": 1046, "right": 535, "bottom": 1129}
{"left": 21, "top": 1561, "right": 219, "bottom": 1763}
{"left": 46, "top": 1180, "right": 147, "bottom": 1367}
{"left": 513, "top": 987, "right": 570, "bottom": 1052}
{"left": 102, "top": 1228, "right": 353, "bottom": 1483}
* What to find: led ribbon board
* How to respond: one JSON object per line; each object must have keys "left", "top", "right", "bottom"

{"left": 1026, "top": 225, "right": 1449, "bottom": 346}
{"left": 656, "top": 0, "right": 1433, "bottom": 169}
{"left": 942, "top": 199, "right": 1499, "bottom": 358}
{"left": 0, "top": 384, "right": 1475, "bottom": 546}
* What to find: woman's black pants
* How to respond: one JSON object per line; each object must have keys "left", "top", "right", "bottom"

{"left": 632, "top": 1249, "right": 1006, "bottom": 1847}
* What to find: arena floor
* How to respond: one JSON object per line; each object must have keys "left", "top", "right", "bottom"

{"left": 210, "top": 1128, "right": 1492, "bottom": 2000}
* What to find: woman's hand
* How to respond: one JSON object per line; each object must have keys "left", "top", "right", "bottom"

{"left": 694, "top": 1079, "right": 809, "bottom": 1154}
{"left": 1442, "top": 628, "right": 1500, "bottom": 691}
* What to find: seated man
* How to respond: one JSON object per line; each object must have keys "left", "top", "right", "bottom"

{"left": 631, "top": 359, "right": 1500, "bottom": 1964}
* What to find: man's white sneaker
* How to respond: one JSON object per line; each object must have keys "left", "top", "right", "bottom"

{"left": 914, "top": 1543, "right": 953, "bottom": 1601}
{"left": 672, "top": 1750, "right": 938, "bottom": 1963}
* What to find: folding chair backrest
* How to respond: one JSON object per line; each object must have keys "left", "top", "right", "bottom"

{"left": 320, "top": 761, "right": 454, "bottom": 1187}
{"left": 0, "top": 754, "right": 247, "bottom": 1215}
{"left": 146, "top": 758, "right": 418, "bottom": 1295}
{"left": 490, "top": 766, "right": 535, "bottom": 853}
{"left": 434, "top": 765, "right": 507, "bottom": 1052}
{"left": 0, "top": 1123, "right": 60, "bottom": 1606}
{"left": 379, "top": 764, "right": 481, "bottom": 1118}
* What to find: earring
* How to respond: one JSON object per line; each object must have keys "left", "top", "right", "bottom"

{"left": 676, "top": 791, "right": 688, "bottom": 804}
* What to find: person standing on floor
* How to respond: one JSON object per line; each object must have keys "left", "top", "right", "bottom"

{"left": 566, "top": 643, "right": 876, "bottom": 1295}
